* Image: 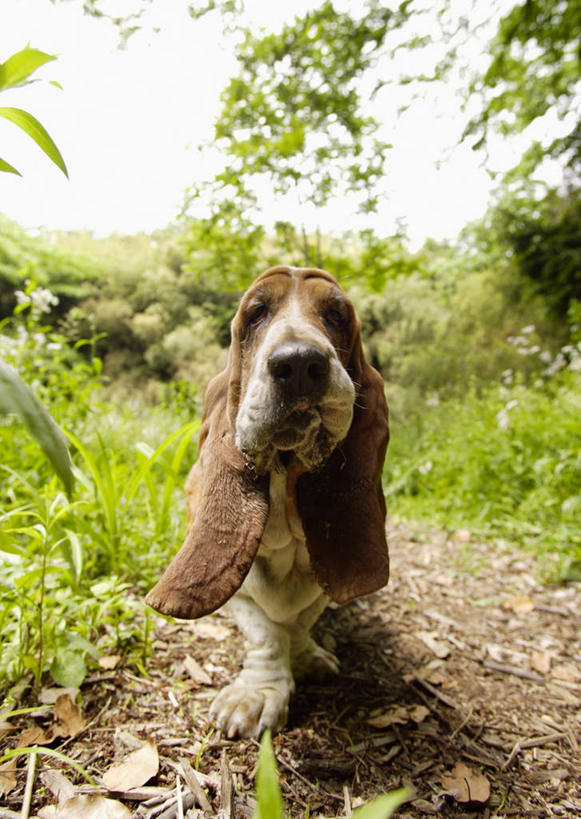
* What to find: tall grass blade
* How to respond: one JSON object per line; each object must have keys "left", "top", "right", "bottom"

{"left": 352, "top": 788, "right": 412, "bottom": 817}
{"left": 0, "top": 363, "right": 74, "bottom": 496}
{"left": 252, "top": 730, "right": 284, "bottom": 819}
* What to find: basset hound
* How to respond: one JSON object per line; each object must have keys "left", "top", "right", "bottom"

{"left": 146, "top": 265, "right": 389, "bottom": 738}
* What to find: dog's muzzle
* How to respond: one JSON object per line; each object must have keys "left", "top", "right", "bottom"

{"left": 267, "top": 342, "right": 330, "bottom": 405}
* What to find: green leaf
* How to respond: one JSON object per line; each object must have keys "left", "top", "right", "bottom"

{"left": 352, "top": 788, "right": 412, "bottom": 818}
{"left": 0, "top": 157, "right": 21, "bottom": 175}
{"left": 0, "top": 47, "right": 57, "bottom": 91}
{"left": 0, "top": 107, "right": 68, "bottom": 177}
{"left": 252, "top": 730, "right": 284, "bottom": 819}
{"left": 50, "top": 649, "right": 87, "bottom": 687}
{"left": 0, "top": 362, "right": 74, "bottom": 496}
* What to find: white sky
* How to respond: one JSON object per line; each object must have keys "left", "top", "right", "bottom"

{"left": 0, "top": 0, "right": 548, "bottom": 248}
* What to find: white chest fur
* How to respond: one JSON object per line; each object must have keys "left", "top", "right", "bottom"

{"left": 238, "top": 467, "right": 325, "bottom": 624}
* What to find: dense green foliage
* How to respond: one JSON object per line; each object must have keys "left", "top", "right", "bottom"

{"left": 475, "top": 188, "right": 581, "bottom": 318}
{"left": 386, "top": 366, "right": 581, "bottom": 581}
{"left": 1, "top": 285, "right": 198, "bottom": 690}
{"left": 466, "top": 0, "right": 581, "bottom": 177}
{"left": 211, "top": 0, "right": 411, "bottom": 212}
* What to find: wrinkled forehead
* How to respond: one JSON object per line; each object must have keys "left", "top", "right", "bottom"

{"left": 240, "top": 266, "right": 345, "bottom": 312}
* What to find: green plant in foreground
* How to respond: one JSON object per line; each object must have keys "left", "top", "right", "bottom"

{"left": 0, "top": 361, "right": 74, "bottom": 496}
{"left": 0, "top": 46, "right": 68, "bottom": 177}
{"left": 253, "top": 731, "right": 411, "bottom": 818}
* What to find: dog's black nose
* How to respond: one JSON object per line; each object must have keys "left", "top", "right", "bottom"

{"left": 268, "top": 342, "right": 330, "bottom": 397}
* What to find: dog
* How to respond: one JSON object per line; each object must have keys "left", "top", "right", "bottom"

{"left": 146, "top": 265, "right": 389, "bottom": 738}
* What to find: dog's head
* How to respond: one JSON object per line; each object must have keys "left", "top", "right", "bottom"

{"left": 146, "top": 267, "right": 389, "bottom": 619}
{"left": 229, "top": 266, "right": 358, "bottom": 473}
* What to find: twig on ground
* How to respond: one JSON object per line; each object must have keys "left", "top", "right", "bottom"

{"left": 411, "top": 674, "right": 460, "bottom": 709}
{"left": 450, "top": 707, "right": 473, "bottom": 739}
{"left": 178, "top": 756, "right": 213, "bottom": 814}
{"left": 343, "top": 784, "right": 352, "bottom": 816}
{"left": 483, "top": 660, "right": 545, "bottom": 683}
{"left": 176, "top": 776, "right": 184, "bottom": 819}
{"left": 348, "top": 732, "right": 396, "bottom": 754}
{"left": 218, "top": 750, "right": 233, "bottom": 819}
{"left": 534, "top": 604, "right": 570, "bottom": 617}
{"left": 502, "top": 732, "right": 568, "bottom": 771}
{"left": 20, "top": 749, "right": 37, "bottom": 819}
{"left": 155, "top": 793, "right": 195, "bottom": 819}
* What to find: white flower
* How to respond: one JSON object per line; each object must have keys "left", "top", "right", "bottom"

{"left": 426, "top": 393, "right": 440, "bottom": 407}
{"left": 30, "top": 287, "right": 59, "bottom": 313}
{"left": 496, "top": 410, "right": 510, "bottom": 430}
{"left": 521, "top": 325, "right": 535, "bottom": 334}
{"left": 418, "top": 460, "right": 433, "bottom": 475}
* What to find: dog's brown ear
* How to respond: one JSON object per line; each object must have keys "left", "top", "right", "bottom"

{"left": 145, "top": 375, "right": 269, "bottom": 620}
{"left": 297, "top": 315, "right": 389, "bottom": 605}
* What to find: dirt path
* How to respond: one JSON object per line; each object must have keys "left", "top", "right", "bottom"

{"left": 2, "top": 522, "right": 580, "bottom": 817}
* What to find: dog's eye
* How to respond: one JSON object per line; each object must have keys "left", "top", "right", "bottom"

{"left": 248, "top": 303, "right": 267, "bottom": 327}
{"left": 325, "top": 308, "right": 345, "bottom": 329}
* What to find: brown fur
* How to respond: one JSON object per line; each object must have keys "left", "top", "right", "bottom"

{"left": 145, "top": 267, "right": 389, "bottom": 619}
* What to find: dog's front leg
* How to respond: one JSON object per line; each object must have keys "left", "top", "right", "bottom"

{"left": 210, "top": 594, "right": 295, "bottom": 738}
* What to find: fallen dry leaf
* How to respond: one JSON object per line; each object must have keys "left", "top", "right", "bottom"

{"left": 418, "top": 631, "right": 451, "bottom": 659}
{"left": 487, "top": 643, "right": 528, "bottom": 665}
{"left": 425, "top": 667, "right": 447, "bottom": 685}
{"left": 41, "top": 769, "right": 76, "bottom": 804}
{"left": 98, "top": 655, "right": 122, "bottom": 670}
{"left": 441, "top": 761, "right": 490, "bottom": 803}
{"left": 367, "top": 705, "right": 410, "bottom": 728}
{"left": 17, "top": 725, "right": 50, "bottom": 747}
{"left": 184, "top": 654, "right": 212, "bottom": 685}
{"left": 409, "top": 705, "right": 431, "bottom": 723}
{"left": 530, "top": 650, "right": 552, "bottom": 674}
{"left": 193, "top": 620, "right": 231, "bottom": 640}
{"left": 367, "top": 703, "right": 429, "bottom": 729}
{"left": 52, "top": 694, "right": 85, "bottom": 739}
{"left": 0, "top": 760, "right": 17, "bottom": 796}
{"left": 505, "top": 595, "right": 535, "bottom": 613}
{"left": 102, "top": 738, "right": 159, "bottom": 792}
{"left": 38, "top": 794, "right": 131, "bottom": 819}
{"left": 551, "top": 663, "right": 581, "bottom": 683}
{"left": 39, "top": 687, "right": 80, "bottom": 705}
{"left": 113, "top": 728, "right": 145, "bottom": 753}
{"left": 417, "top": 659, "right": 446, "bottom": 685}
{"left": 0, "top": 720, "right": 14, "bottom": 741}
{"left": 434, "top": 573, "right": 454, "bottom": 586}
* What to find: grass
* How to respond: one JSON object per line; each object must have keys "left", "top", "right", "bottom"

{"left": 384, "top": 368, "right": 581, "bottom": 581}
{"left": 0, "top": 287, "right": 201, "bottom": 694}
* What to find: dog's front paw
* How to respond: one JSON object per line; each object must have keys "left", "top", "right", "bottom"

{"left": 210, "top": 673, "right": 293, "bottom": 738}
{"left": 292, "top": 637, "right": 340, "bottom": 679}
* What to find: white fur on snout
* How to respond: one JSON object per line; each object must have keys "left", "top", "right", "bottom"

{"left": 235, "top": 293, "right": 355, "bottom": 470}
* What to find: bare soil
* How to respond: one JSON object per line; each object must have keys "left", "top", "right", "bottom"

{"left": 2, "top": 521, "right": 580, "bottom": 818}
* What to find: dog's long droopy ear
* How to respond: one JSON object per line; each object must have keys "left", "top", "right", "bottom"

{"left": 145, "top": 370, "right": 269, "bottom": 620}
{"left": 296, "top": 315, "right": 389, "bottom": 605}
